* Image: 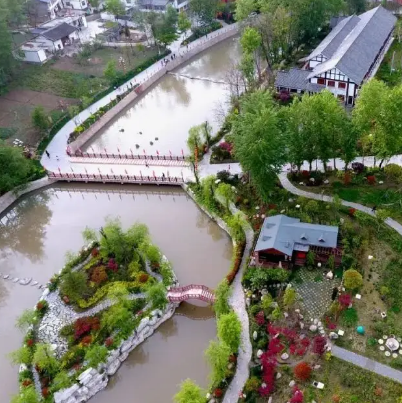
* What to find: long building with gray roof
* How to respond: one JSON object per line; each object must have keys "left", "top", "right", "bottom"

{"left": 275, "top": 6, "right": 396, "bottom": 106}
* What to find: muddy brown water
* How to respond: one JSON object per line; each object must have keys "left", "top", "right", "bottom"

{"left": 86, "top": 37, "right": 241, "bottom": 156}
{"left": 0, "top": 184, "right": 232, "bottom": 402}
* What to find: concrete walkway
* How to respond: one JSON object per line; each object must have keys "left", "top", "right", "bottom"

{"left": 332, "top": 345, "right": 402, "bottom": 383}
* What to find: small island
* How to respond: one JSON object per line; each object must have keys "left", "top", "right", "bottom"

{"left": 11, "top": 219, "right": 177, "bottom": 403}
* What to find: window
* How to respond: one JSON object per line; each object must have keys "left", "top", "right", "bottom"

{"left": 327, "top": 80, "right": 335, "bottom": 87}
{"left": 317, "top": 78, "right": 325, "bottom": 85}
{"left": 338, "top": 82, "right": 346, "bottom": 89}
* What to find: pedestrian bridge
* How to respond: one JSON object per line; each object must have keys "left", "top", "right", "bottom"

{"left": 167, "top": 284, "right": 215, "bottom": 304}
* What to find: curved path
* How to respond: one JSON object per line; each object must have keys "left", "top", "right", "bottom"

{"left": 278, "top": 171, "right": 402, "bottom": 382}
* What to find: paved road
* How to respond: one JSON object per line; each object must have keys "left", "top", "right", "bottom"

{"left": 332, "top": 346, "right": 402, "bottom": 383}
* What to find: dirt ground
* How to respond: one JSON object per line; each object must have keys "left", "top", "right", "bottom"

{"left": 51, "top": 46, "right": 159, "bottom": 77}
{"left": 0, "top": 89, "right": 77, "bottom": 146}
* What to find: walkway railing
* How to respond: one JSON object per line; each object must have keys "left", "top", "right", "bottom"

{"left": 167, "top": 284, "right": 215, "bottom": 303}
{"left": 48, "top": 172, "right": 184, "bottom": 185}
{"left": 67, "top": 149, "right": 186, "bottom": 161}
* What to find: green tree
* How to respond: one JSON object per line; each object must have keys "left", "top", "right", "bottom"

{"left": 240, "top": 27, "right": 262, "bottom": 80}
{"left": 152, "top": 5, "right": 178, "bottom": 47}
{"left": 177, "top": 11, "right": 191, "bottom": 33}
{"left": 105, "top": 0, "right": 125, "bottom": 17}
{"left": 213, "top": 279, "right": 231, "bottom": 318}
{"left": 101, "top": 302, "right": 132, "bottom": 332}
{"left": 240, "top": 27, "right": 261, "bottom": 54}
{"left": 174, "top": 379, "right": 205, "bottom": 403}
{"left": 217, "top": 311, "right": 242, "bottom": 353}
{"left": 232, "top": 90, "right": 286, "bottom": 199}
{"left": 59, "top": 271, "right": 89, "bottom": 302}
{"left": 146, "top": 282, "right": 168, "bottom": 309}
{"left": 343, "top": 269, "right": 363, "bottom": 290}
{"left": 0, "top": 2, "right": 15, "bottom": 87}
{"left": 226, "top": 213, "right": 245, "bottom": 242}
{"left": 0, "top": 144, "right": 34, "bottom": 195}
{"left": 104, "top": 59, "right": 118, "bottom": 83}
{"left": 189, "top": 0, "right": 218, "bottom": 29}
{"left": 346, "top": 0, "right": 366, "bottom": 14}
{"left": 216, "top": 182, "right": 233, "bottom": 210}
{"left": 84, "top": 345, "right": 108, "bottom": 368}
{"left": 33, "top": 344, "right": 59, "bottom": 375}
{"left": 235, "top": 0, "right": 257, "bottom": 20}
{"left": 16, "top": 309, "right": 37, "bottom": 331}
{"left": 187, "top": 124, "right": 203, "bottom": 155}
{"left": 31, "top": 106, "right": 49, "bottom": 132}
{"left": 261, "top": 293, "right": 273, "bottom": 313}
{"left": 11, "top": 386, "right": 39, "bottom": 403}
{"left": 283, "top": 287, "right": 297, "bottom": 308}
{"left": 9, "top": 346, "right": 32, "bottom": 365}
{"left": 205, "top": 340, "right": 231, "bottom": 388}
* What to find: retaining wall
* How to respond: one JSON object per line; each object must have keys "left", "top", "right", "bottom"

{"left": 68, "top": 23, "right": 240, "bottom": 153}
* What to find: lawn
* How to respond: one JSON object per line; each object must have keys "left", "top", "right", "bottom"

{"left": 376, "top": 38, "right": 402, "bottom": 86}
{"left": 52, "top": 46, "right": 160, "bottom": 77}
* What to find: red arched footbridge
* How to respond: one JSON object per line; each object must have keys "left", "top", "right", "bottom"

{"left": 167, "top": 285, "right": 215, "bottom": 304}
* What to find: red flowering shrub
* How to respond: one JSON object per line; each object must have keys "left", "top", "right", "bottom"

{"left": 63, "top": 296, "right": 70, "bottom": 304}
{"left": 22, "top": 379, "right": 32, "bottom": 387}
{"left": 367, "top": 175, "right": 376, "bottom": 185}
{"left": 300, "top": 338, "right": 310, "bottom": 348}
{"left": 313, "top": 336, "right": 327, "bottom": 356}
{"left": 90, "top": 266, "right": 108, "bottom": 284}
{"left": 26, "top": 339, "right": 35, "bottom": 347}
{"left": 229, "top": 354, "right": 237, "bottom": 363}
{"left": 255, "top": 311, "right": 265, "bottom": 326}
{"left": 344, "top": 172, "right": 351, "bottom": 185}
{"left": 74, "top": 317, "right": 100, "bottom": 340}
{"left": 290, "top": 344, "right": 297, "bottom": 355}
{"left": 294, "top": 362, "right": 312, "bottom": 380}
{"left": 339, "top": 293, "right": 352, "bottom": 308}
{"left": 219, "top": 142, "right": 233, "bottom": 154}
{"left": 268, "top": 337, "right": 284, "bottom": 355}
{"left": 108, "top": 258, "right": 118, "bottom": 272}
{"left": 332, "top": 395, "right": 341, "bottom": 403}
{"left": 296, "top": 348, "right": 306, "bottom": 356}
{"left": 91, "top": 248, "right": 99, "bottom": 257}
{"left": 36, "top": 301, "right": 45, "bottom": 310}
{"left": 105, "top": 337, "right": 114, "bottom": 347}
{"left": 81, "top": 335, "right": 93, "bottom": 346}
{"left": 301, "top": 170, "right": 310, "bottom": 178}
{"left": 42, "top": 387, "right": 50, "bottom": 398}
{"left": 290, "top": 386, "right": 304, "bottom": 403}
{"left": 349, "top": 208, "right": 356, "bottom": 216}
{"left": 268, "top": 204, "right": 277, "bottom": 210}
{"left": 138, "top": 273, "right": 149, "bottom": 283}
{"left": 214, "top": 388, "right": 223, "bottom": 398}
{"left": 374, "top": 386, "right": 382, "bottom": 396}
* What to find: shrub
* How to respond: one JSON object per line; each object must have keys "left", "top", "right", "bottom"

{"left": 107, "top": 258, "right": 118, "bottom": 272}
{"left": 341, "top": 308, "right": 358, "bottom": 327}
{"left": 312, "top": 336, "right": 326, "bottom": 356}
{"left": 60, "top": 271, "right": 89, "bottom": 302}
{"left": 214, "top": 388, "right": 223, "bottom": 398}
{"left": 244, "top": 376, "right": 260, "bottom": 392}
{"left": 146, "top": 282, "right": 168, "bottom": 310}
{"left": 217, "top": 312, "right": 242, "bottom": 353}
{"left": 90, "top": 266, "right": 108, "bottom": 285}
{"left": 344, "top": 172, "right": 352, "bottom": 185}
{"left": 105, "top": 337, "right": 114, "bottom": 348}
{"left": 80, "top": 335, "right": 93, "bottom": 346}
{"left": 33, "top": 344, "right": 59, "bottom": 375}
{"left": 255, "top": 311, "right": 265, "bottom": 326}
{"left": 352, "top": 162, "right": 365, "bottom": 174}
{"left": 84, "top": 345, "right": 108, "bottom": 368}
{"left": 338, "top": 293, "right": 352, "bottom": 307}
{"left": 31, "top": 106, "right": 49, "bottom": 131}
{"left": 213, "top": 279, "right": 231, "bottom": 318}
{"left": 73, "top": 317, "right": 99, "bottom": 340}
{"left": 343, "top": 269, "right": 363, "bottom": 290}
{"left": 384, "top": 163, "right": 402, "bottom": 182}
{"left": 138, "top": 273, "right": 149, "bottom": 283}
{"left": 349, "top": 208, "right": 356, "bottom": 216}
{"left": 174, "top": 379, "right": 205, "bottom": 403}
{"left": 294, "top": 362, "right": 312, "bottom": 380}
{"left": 16, "top": 309, "right": 37, "bottom": 331}
{"left": 367, "top": 175, "right": 376, "bottom": 185}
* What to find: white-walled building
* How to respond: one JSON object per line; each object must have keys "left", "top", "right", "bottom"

{"left": 275, "top": 6, "right": 396, "bottom": 106}
{"left": 16, "top": 43, "right": 49, "bottom": 64}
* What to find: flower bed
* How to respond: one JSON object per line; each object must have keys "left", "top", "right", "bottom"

{"left": 10, "top": 220, "right": 176, "bottom": 403}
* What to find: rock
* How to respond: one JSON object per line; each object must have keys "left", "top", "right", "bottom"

{"left": 313, "top": 364, "right": 321, "bottom": 370}
{"left": 106, "top": 359, "right": 121, "bottom": 376}
{"left": 326, "top": 271, "right": 334, "bottom": 280}
{"left": 313, "top": 319, "right": 318, "bottom": 325}
{"left": 257, "top": 349, "right": 263, "bottom": 358}
{"left": 148, "top": 316, "right": 158, "bottom": 326}
{"left": 309, "top": 325, "right": 318, "bottom": 332}
{"left": 253, "top": 331, "right": 258, "bottom": 340}
{"left": 19, "top": 278, "right": 32, "bottom": 285}
{"left": 54, "top": 384, "right": 80, "bottom": 403}
{"left": 298, "top": 314, "right": 304, "bottom": 320}
{"left": 246, "top": 297, "right": 251, "bottom": 307}
{"left": 281, "top": 353, "right": 289, "bottom": 360}
{"left": 227, "top": 362, "right": 234, "bottom": 370}
{"left": 151, "top": 309, "right": 162, "bottom": 318}
{"left": 329, "top": 332, "right": 338, "bottom": 339}
{"left": 283, "top": 312, "right": 289, "bottom": 318}
{"left": 206, "top": 393, "right": 211, "bottom": 399}
{"left": 119, "top": 351, "right": 129, "bottom": 362}
{"left": 12, "top": 277, "right": 19, "bottom": 283}
{"left": 324, "top": 179, "right": 329, "bottom": 184}
{"left": 276, "top": 372, "right": 282, "bottom": 379}
{"left": 41, "top": 288, "right": 50, "bottom": 298}
{"left": 299, "top": 322, "right": 304, "bottom": 329}
{"left": 3, "top": 274, "right": 9, "bottom": 279}
{"left": 31, "top": 281, "right": 38, "bottom": 286}
{"left": 78, "top": 368, "right": 97, "bottom": 384}
{"left": 268, "top": 397, "right": 273, "bottom": 403}
{"left": 261, "top": 289, "right": 268, "bottom": 295}
{"left": 295, "top": 309, "right": 300, "bottom": 314}
{"left": 289, "top": 380, "right": 296, "bottom": 388}
{"left": 137, "top": 317, "right": 150, "bottom": 333}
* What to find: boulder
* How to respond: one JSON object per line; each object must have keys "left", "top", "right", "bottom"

{"left": 106, "top": 359, "right": 121, "bottom": 376}
{"left": 281, "top": 353, "right": 289, "bottom": 360}
{"left": 78, "top": 368, "right": 97, "bottom": 384}
{"left": 276, "top": 372, "right": 282, "bottom": 379}
{"left": 257, "top": 349, "right": 263, "bottom": 358}
{"left": 65, "top": 397, "right": 78, "bottom": 403}
{"left": 313, "top": 319, "right": 318, "bottom": 325}
{"left": 299, "top": 322, "right": 304, "bottom": 330}
{"left": 294, "top": 309, "right": 300, "bottom": 314}
{"left": 137, "top": 317, "right": 150, "bottom": 333}
{"left": 119, "top": 351, "right": 129, "bottom": 362}
{"left": 309, "top": 324, "right": 318, "bottom": 332}
{"left": 329, "top": 332, "right": 339, "bottom": 340}
{"left": 142, "top": 326, "right": 154, "bottom": 339}
{"left": 289, "top": 380, "right": 296, "bottom": 388}
{"left": 148, "top": 316, "right": 158, "bottom": 326}
{"left": 120, "top": 340, "right": 133, "bottom": 354}
{"left": 54, "top": 384, "right": 80, "bottom": 403}
{"left": 253, "top": 331, "right": 258, "bottom": 341}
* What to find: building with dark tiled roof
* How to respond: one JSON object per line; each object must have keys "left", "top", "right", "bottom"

{"left": 275, "top": 6, "right": 396, "bottom": 106}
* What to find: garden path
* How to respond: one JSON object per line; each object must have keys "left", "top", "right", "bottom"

{"left": 278, "top": 171, "right": 402, "bottom": 383}
{"left": 214, "top": 194, "right": 254, "bottom": 403}
{"left": 332, "top": 345, "right": 402, "bottom": 383}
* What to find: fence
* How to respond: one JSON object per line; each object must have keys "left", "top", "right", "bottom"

{"left": 67, "top": 149, "right": 186, "bottom": 161}
{"left": 48, "top": 172, "right": 184, "bottom": 185}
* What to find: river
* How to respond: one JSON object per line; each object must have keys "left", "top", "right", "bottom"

{"left": 85, "top": 37, "right": 241, "bottom": 155}
{"left": 0, "top": 36, "right": 240, "bottom": 403}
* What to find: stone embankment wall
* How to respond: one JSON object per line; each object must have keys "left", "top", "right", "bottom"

{"left": 52, "top": 304, "right": 178, "bottom": 403}
{"left": 68, "top": 23, "right": 240, "bottom": 154}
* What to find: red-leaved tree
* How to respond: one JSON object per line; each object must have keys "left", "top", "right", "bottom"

{"left": 312, "top": 336, "right": 327, "bottom": 356}
{"left": 294, "top": 362, "right": 312, "bottom": 381}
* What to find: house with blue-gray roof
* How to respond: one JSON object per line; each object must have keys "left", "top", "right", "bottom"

{"left": 253, "top": 215, "right": 342, "bottom": 269}
{"left": 275, "top": 6, "right": 396, "bottom": 106}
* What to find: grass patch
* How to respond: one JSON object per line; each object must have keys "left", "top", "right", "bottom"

{"left": 376, "top": 39, "right": 402, "bottom": 86}
{"left": 341, "top": 307, "right": 359, "bottom": 327}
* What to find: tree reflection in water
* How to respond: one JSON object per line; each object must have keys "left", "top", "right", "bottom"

{"left": 0, "top": 191, "right": 52, "bottom": 263}
{"left": 159, "top": 75, "right": 191, "bottom": 107}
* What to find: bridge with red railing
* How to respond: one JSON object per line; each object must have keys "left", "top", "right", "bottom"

{"left": 48, "top": 172, "right": 185, "bottom": 186}
{"left": 167, "top": 284, "right": 215, "bottom": 304}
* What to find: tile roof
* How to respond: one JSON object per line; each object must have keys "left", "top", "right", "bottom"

{"left": 308, "top": 6, "right": 396, "bottom": 84}
{"left": 255, "top": 215, "right": 339, "bottom": 255}
{"left": 275, "top": 68, "right": 326, "bottom": 92}
{"left": 40, "top": 23, "right": 77, "bottom": 42}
